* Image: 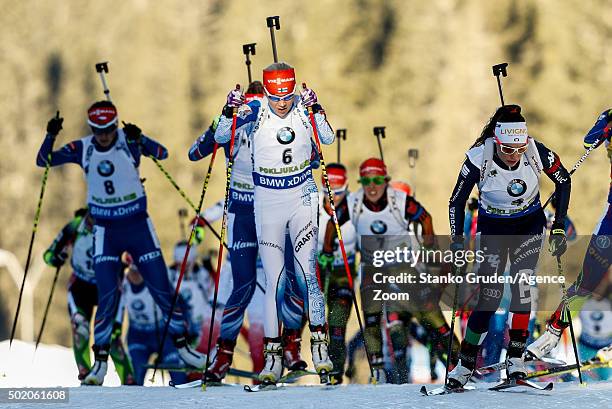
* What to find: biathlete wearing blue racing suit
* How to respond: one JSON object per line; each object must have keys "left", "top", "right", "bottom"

{"left": 36, "top": 125, "right": 198, "bottom": 383}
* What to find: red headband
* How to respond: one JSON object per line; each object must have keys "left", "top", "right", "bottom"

{"left": 87, "top": 106, "right": 118, "bottom": 129}
{"left": 263, "top": 68, "right": 296, "bottom": 97}
{"left": 245, "top": 93, "right": 264, "bottom": 103}
{"left": 359, "top": 158, "right": 387, "bottom": 177}
{"left": 323, "top": 166, "right": 348, "bottom": 188}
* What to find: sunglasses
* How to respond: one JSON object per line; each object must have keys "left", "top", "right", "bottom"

{"left": 359, "top": 176, "right": 387, "bottom": 186}
{"left": 498, "top": 143, "right": 528, "bottom": 155}
{"left": 267, "top": 93, "right": 294, "bottom": 102}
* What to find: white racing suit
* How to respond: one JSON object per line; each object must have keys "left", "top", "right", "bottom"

{"left": 214, "top": 96, "right": 334, "bottom": 338}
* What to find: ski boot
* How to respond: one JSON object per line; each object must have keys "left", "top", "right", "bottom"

{"left": 174, "top": 334, "right": 207, "bottom": 368}
{"left": 258, "top": 337, "right": 283, "bottom": 385}
{"left": 506, "top": 329, "right": 528, "bottom": 380}
{"left": 369, "top": 355, "right": 387, "bottom": 384}
{"left": 310, "top": 327, "right": 333, "bottom": 383}
{"left": 446, "top": 341, "right": 478, "bottom": 389}
{"left": 282, "top": 328, "right": 307, "bottom": 371}
{"left": 525, "top": 324, "right": 562, "bottom": 360}
{"left": 204, "top": 339, "right": 236, "bottom": 383}
{"left": 82, "top": 345, "right": 109, "bottom": 386}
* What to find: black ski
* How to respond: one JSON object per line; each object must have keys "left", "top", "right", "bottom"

{"left": 244, "top": 382, "right": 278, "bottom": 392}
{"left": 490, "top": 378, "right": 553, "bottom": 391}
{"left": 420, "top": 385, "right": 476, "bottom": 396}
{"left": 476, "top": 357, "right": 565, "bottom": 376}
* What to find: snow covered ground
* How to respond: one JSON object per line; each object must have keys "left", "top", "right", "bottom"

{"left": 1, "top": 340, "right": 610, "bottom": 409}
{"left": 0, "top": 382, "right": 610, "bottom": 409}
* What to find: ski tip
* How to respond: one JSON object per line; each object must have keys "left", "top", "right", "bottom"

{"left": 544, "top": 382, "right": 554, "bottom": 391}
{"left": 420, "top": 385, "right": 428, "bottom": 396}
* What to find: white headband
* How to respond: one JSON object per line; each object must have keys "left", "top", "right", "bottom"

{"left": 494, "top": 122, "right": 528, "bottom": 144}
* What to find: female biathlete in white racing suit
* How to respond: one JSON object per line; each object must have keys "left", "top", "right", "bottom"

{"left": 38, "top": 102, "right": 204, "bottom": 385}
{"left": 447, "top": 104, "right": 571, "bottom": 388}
{"left": 526, "top": 109, "right": 612, "bottom": 363}
{"left": 190, "top": 83, "right": 309, "bottom": 382}
{"left": 214, "top": 62, "right": 334, "bottom": 384}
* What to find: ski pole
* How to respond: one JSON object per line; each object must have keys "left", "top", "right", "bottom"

{"left": 178, "top": 208, "right": 188, "bottom": 240}
{"left": 302, "top": 83, "right": 375, "bottom": 380}
{"left": 202, "top": 96, "right": 240, "bottom": 391}
{"left": 408, "top": 148, "right": 419, "bottom": 196}
{"left": 266, "top": 16, "right": 281, "bottom": 63}
{"left": 336, "top": 129, "right": 346, "bottom": 163}
{"left": 243, "top": 43, "right": 256, "bottom": 84}
{"left": 151, "top": 140, "right": 220, "bottom": 381}
{"left": 542, "top": 132, "right": 606, "bottom": 209}
{"left": 556, "top": 256, "right": 583, "bottom": 384}
{"left": 9, "top": 112, "right": 58, "bottom": 347}
{"left": 444, "top": 265, "right": 461, "bottom": 386}
{"left": 373, "top": 126, "right": 386, "bottom": 162}
{"left": 33, "top": 265, "right": 62, "bottom": 352}
{"left": 96, "top": 62, "right": 111, "bottom": 101}
{"left": 492, "top": 62, "right": 509, "bottom": 106}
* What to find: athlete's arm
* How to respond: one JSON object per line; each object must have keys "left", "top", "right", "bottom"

{"left": 36, "top": 136, "right": 84, "bottom": 167}
{"left": 448, "top": 157, "right": 480, "bottom": 237}
{"left": 137, "top": 135, "right": 169, "bottom": 160}
{"left": 189, "top": 123, "right": 218, "bottom": 161}
{"left": 405, "top": 196, "right": 435, "bottom": 247}
{"left": 321, "top": 197, "right": 350, "bottom": 254}
{"left": 43, "top": 216, "right": 80, "bottom": 266}
{"left": 535, "top": 141, "right": 571, "bottom": 224}
{"left": 584, "top": 109, "right": 612, "bottom": 148}
{"left": 214, "top": 102, "right": 259, "bottom": 144}
{"left": 309, "top": 104, "right": 334, "bottom": 145}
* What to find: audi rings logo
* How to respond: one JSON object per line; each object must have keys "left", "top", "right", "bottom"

{"left": 370, "top": 220, "right": 388, "bottom": 234}
{"left": 482, "top": 288, "right": 502, "bottom": 299}
{"left": 276, "top": 127, "right": 296, "bottom": 145}
{"left": 596, "top": 235, "right": 610, "bottom": 249}
{"left": 507, "top": 179, "right": 527, "bottom": 197}
{"left": 97, "top": 160, "right": 115, "bottom": 177}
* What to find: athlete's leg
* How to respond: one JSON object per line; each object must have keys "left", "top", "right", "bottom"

{"left": 287, "top": 186, "right": 325, "bottom": 329}
{"left": 67, "top": 275, "right": 97, "bottom": 380}
{"left": 127, "top": 216, "right": 187, "bottom": 338}
{"left": 126, "top": 329, "right": 152, "bottom": 386}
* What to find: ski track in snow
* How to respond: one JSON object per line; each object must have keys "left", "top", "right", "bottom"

{"left": 0, "top": 382, "right": 610, "bottom": 409}
{"left": 1, "top": 341, "right": 610, "bottom": 409}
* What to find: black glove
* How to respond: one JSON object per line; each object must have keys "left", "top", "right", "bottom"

{"left": 46, "top": 111, "right": 63, "bottom": 136}
{"left": 549, "top": 222, "right": 567, "bottom": 257}
{"left": 122, "top": 122, "right": 142, "bottom": 143}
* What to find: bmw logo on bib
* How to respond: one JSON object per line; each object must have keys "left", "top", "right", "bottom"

{"left": 97, "top": 160, "right": 115, "bottom": 177}
{"left": 276, "top": 127, "right": 296, "bottom": 145}
{"left": 507, "top": 179, "right": 527, "bottom": 197}
{"left": 132, "top": 299, "right": 145, "bottom": 311}
{"left": 370, "top": 220, "right": 388, "bottom": 234}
